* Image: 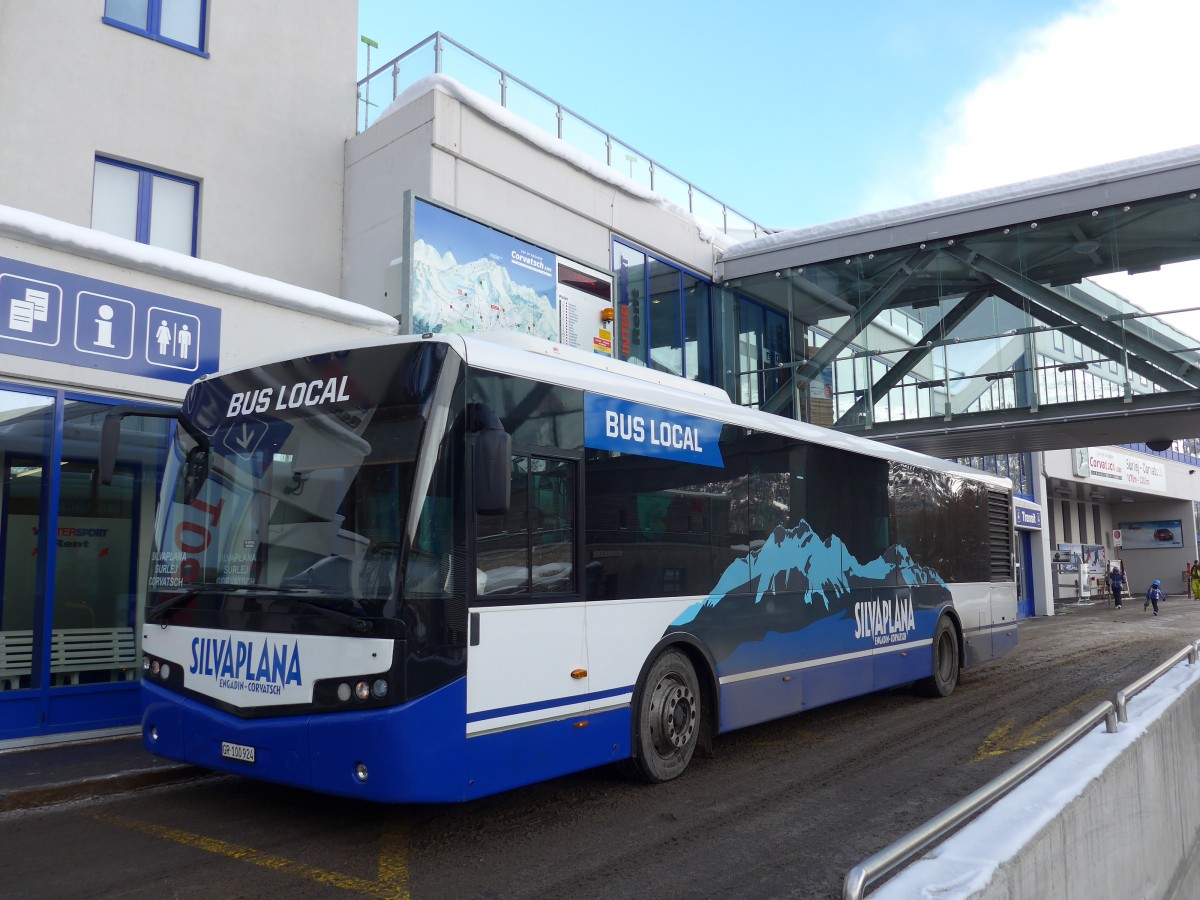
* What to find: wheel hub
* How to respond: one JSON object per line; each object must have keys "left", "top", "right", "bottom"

{"left": 649, "top": 677, "right": 696, "bottom": 754}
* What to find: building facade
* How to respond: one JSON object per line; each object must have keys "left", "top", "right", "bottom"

{"left": 3, "top": 5, "right": 1200, "bottom": 744}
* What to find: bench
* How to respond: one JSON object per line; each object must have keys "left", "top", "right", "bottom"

{"left": 51, "top": 627, "right": 138, "bottom": 686}
{"left": 0, "top": 630, "right": 33, "bottom": 691}
{"left": 0, "top": 628, "right": 138, "bottom": 688}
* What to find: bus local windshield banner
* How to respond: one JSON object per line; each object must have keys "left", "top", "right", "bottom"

{"left": 584, "top": 394, "right": 724, "bottom": 468}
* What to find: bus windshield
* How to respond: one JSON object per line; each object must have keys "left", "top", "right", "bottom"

{"left": 147, "top": 341, "right": 459, "bottom": 634}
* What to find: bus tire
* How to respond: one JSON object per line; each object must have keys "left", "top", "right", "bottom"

{"left": 629, "top": 648, "right": 701, "bottom": 783}
{"left": 919, "top": 616, "right": 959, "bottom": 697}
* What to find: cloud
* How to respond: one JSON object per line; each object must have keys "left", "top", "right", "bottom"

{"left": 927, "top": 0, "right": 1200, "bottom": 197}
{"left": 874, "top": 0, "right": 1200, "bottom": 340}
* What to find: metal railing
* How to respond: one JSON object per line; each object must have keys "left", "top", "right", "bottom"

{"left": 843, "top": 641, "right": 1200, "bottom": 899}
{"left": 1117, "top": 641, "right": 1200, "bottom": 722}
{"left": 355, "top": 32, "right": 772, "bottom": 243}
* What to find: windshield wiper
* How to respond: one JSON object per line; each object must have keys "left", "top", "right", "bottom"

{"left": 147, "top": 581, "right": 306, "bottom": 624}
{"left": 290, "top": 598, "right": 374, "bottom": 634}
{"left": 148, "top": 582, "right": 373, "bottom": 633}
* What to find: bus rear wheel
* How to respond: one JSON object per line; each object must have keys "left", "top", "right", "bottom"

{"left": 630, "top": 649, "right": 701, "bottom": 783}
{"left": 919, "top": 616, "right": 959, "bottom": 697}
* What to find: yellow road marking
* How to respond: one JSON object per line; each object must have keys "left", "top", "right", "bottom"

{"left": 88, "top": 811, "right": 409, "bottom": 899}
{"left": 972, "top": 692, "right": 1107, "bottom": 762}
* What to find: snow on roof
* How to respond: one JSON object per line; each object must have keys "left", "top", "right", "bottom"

{"left": 0, "top": 203, "right": 400, "bottom": 333}
{"left": 723, "top": 144, "right": 1200, "bottom": 260}
{"left": 379, "top": 74, "right": 739, "bottom": 252}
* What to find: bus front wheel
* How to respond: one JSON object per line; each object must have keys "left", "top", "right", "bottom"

{"left": 919, "top": 616, "right": 959, "bottom": 697}
{"left": 629, "top": 648, "right": 701, "bottom": 783}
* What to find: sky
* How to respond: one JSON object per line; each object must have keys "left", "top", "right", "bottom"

{"left": 358, "top": 0, "right": 1200, "bottom": 330}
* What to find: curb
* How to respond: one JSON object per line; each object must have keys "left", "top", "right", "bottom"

{"left": 0, "top": 765, "right": 208, "bottom": 813}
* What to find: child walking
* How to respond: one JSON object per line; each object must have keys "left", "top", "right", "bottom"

{"left": 1145, "top": 579, "right": 1165, "bottom": 616}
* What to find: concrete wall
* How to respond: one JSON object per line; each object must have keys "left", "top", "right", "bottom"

{"left": 875, "top": 662, "right": 1200, "bottom": 899}
{"left": 342, "top": 79, "right": 724, "bottom": 315}
{"left": 0, "top": 0, "right": 354, "bottom": 295}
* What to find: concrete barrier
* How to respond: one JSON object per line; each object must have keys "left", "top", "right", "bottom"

{"left": 873, "top": 660, "right": 1200, "bottom": 899}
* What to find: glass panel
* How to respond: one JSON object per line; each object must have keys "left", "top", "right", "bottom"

{"left": 648, "top": 258, "right": 681, "bottom": 376}
{"left": 476, "top": 456, "right": 530, "bottom": 595}
{"left": 612, "top": 241, "right": 647, "bottom": 367}
{"left": 149, "top": 174, "right": 195, "bottom": 255}
{"left": 105, "top": 0, "right": 149, "bottom": 29}
{"left": 683, "top": 277, "right": 712, "bottom": 383}
{"left": 738, "top": 301, "right": 764, "bottom": 407}
{"left": 762, "top": 308, "right": 789, "bottom": 406}
{"left": 159, "top": 0, "right": 202, "bottom": 47}
{"left": 50, "top": 403, "right": 169, "bottom": 686}
{"left": 92, "top": 161, "right": 139, "bottom": 242}
{"left": 530, "top": 458, "right": 575, "bottom": 594}
{"left": 0, "top": 390, "right": 53, "bottom": 691}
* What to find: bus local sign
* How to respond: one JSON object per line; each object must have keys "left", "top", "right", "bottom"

{"left": 584, "top": 394, "right": 724, "bottom": 468}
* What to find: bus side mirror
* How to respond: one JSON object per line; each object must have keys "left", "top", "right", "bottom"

{"left": 99, "top": 403, "right": 208, "bottom": 486}
{"left": 178, "top": 445, "right": 211, "bottom": 505}
{"left": 474, "top": 428, "right": 511, "bottom": 516}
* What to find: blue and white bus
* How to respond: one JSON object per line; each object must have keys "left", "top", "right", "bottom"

{"left": 102, "top": 331, "right": 1017, "bottom": 802}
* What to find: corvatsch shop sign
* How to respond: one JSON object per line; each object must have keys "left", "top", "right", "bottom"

{"left": 1088, "top": 447, "right": 1166, "bottom": 492}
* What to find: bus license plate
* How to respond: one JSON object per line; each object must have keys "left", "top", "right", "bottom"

{"left": 221, "top": 741, "right": 255, "bottom": 764}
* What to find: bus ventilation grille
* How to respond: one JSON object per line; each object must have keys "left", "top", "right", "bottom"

{"left": 987, "top": 490, "right": 1014, "bottom": 582}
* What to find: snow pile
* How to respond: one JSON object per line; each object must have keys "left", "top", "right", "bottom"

{"left": 377, "top": 74, "right": 743, "bottom": 252}
{"left": 725, "top": 144, "right": 1200, "bottom": 259}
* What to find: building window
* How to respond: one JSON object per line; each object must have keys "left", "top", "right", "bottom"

{"left": 612, "top": 238, "right": 715, "bottom": 383}
{"left": 92, "top": 158, "right": 198, "bottom": 256}
{"left": 103, "top": 0, "right": 208, "bottom": 54}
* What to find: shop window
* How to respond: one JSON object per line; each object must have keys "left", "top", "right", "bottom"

{"left": 0, "top": 392, "right": 170, "bottom": 692}
{"left": 612, "top": 238, "right": 716, "bottom": 384}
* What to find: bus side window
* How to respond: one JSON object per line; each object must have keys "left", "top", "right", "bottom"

{"left": 475, "top": 454, "right": 578, "bottom": 597}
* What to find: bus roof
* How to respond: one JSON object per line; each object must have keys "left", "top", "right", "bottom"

{"left": 197, "top": 330, "right": 1011, "bottom": 491}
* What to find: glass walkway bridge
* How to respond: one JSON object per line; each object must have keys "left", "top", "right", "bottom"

{"left": 716, "top": 146, "right": 1200, "bottom": 460}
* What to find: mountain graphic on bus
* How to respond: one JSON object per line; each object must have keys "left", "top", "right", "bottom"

{"left": 668, "top": 520, "right": 951, "bottom": 665}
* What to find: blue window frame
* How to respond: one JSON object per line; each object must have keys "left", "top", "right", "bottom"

{"left": 611, "top": 237, "right": 715, "bottom": 383}
{"left": 92, "top": 158, "right": 199, "bottom": 257}
{"left": 103, "top": 0, "right": 208, "bottom": 56}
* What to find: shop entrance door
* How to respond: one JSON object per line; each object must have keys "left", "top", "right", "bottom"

{"left": 0, "top": 388, "right": 169, "bottom": 741}
{"left": 1016, "top": 531, "right": 1036, "bottom": 618}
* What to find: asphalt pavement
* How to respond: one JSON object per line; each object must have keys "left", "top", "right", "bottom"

{"left": 0, "top": 733, "right": 202, "bottom": 813}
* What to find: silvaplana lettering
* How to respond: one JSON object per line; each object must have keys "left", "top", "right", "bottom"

{"left": 853, "top": 595, "right": 917, "bottom": 646}
{"left": 225, "top": 375, "right": 350, "bottom": 418}
{"left": 189, "top": 635, "right": 302, "bottom": 695}
{"left": 605, "top": 410, "right": 702, "bottom": 454}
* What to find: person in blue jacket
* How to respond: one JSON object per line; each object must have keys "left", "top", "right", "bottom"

{"left": 1145, "top": 579, "right": 1165, "bottom": 616}
{"left": 1110, "top": 566, "right": 1127, "bottom": 608}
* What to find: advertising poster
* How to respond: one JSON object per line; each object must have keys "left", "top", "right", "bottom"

{"left": 409, "top": 200, "right": 559, "bottom": 341}
{"left": 557, "top": 261, "right": 613, "bottom": 356}
{"left": 1118, "top": 520, "right": 1183, "bottom": 549}
{"left": 1088, "top": 448, "right": 1166, "bottom": 492}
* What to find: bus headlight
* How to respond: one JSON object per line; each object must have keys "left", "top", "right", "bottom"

{"left": 355, "top": 681, "right": 370, "bottom": 701}
{"left": 354, "top": 762, "right": 369, "bottom": 783}
{"left": 371, "top": 679, "right": 388, "bottom": 699}
{"left": 337, "top": 683, "right": 351, "bottom": 702}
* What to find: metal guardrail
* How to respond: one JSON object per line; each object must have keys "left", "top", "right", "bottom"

{"left": 843, "top": 641, "right": 1200, "bottom": 899}
{"left": 1117, "top": 641, "right": 1200, "bottom": 722}
{"left": 355, "top": 32, "right": 772, "bottom": 242}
